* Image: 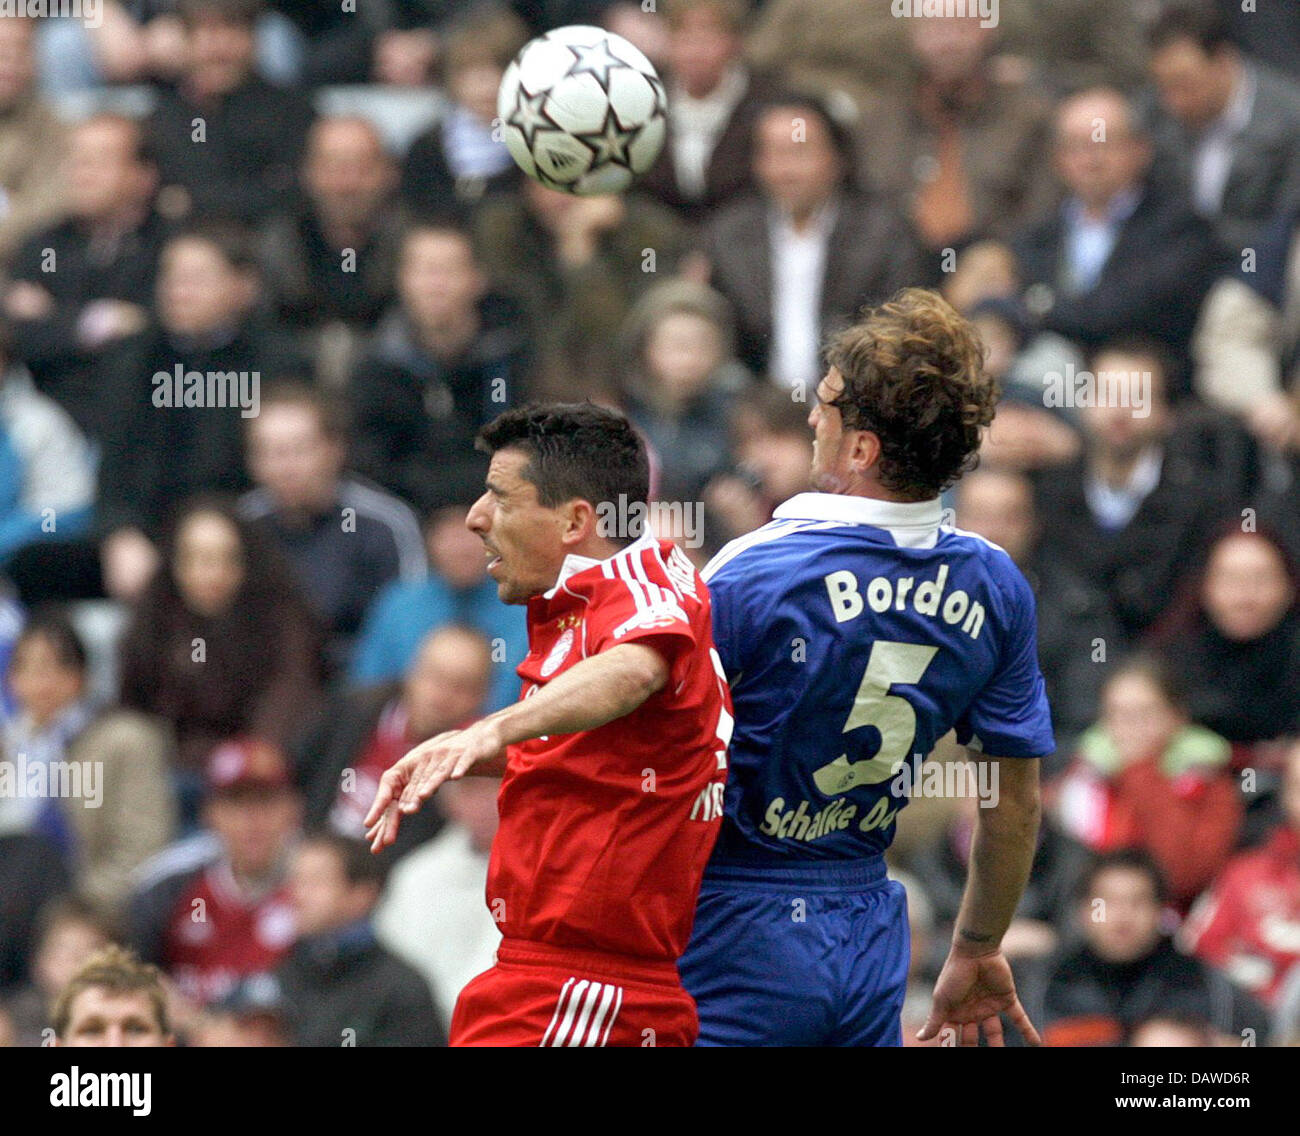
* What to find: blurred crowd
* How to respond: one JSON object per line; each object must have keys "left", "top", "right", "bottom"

{"left": 0, "top": 0, "right": 1297, "bottom": 1048}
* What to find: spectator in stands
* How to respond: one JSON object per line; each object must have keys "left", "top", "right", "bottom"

{"left": 146, "top": 0, "right": 315, "bottom": 224}
{"left": 400, "top": 6, "right": 528, "bottom": 217}
{"left": 1147, "top": 4, "right": 1300, "bottom": 258}
{"left": 617, "top": 279, "right": 747, "bottom": 503}
{"left": 995, "top": 0, "right": 1149, "bottom": 96}
{"left": 4, "top": 114, "right": 165, "bottom": 441}
{"left": 1012, "top": 850, "right": 1269, "bottom": 1046}
{"left": 2, "top": 897, "right": 113, "bottom": 1047}
{"left": 1034, "top": 339, "right": 1236, "bottom": 638}
{"left": 350, "top": 505, "right": 528, "bottom": 711}
{"left": 297, "top": 624, "right": 492, "bottom": 860}
{"left": 700, "top": 385, "right": 812, "bottom": 555}
{"left": 855, "top": 14, "right": 1057, "bottom": 267}
{"left": 118, "top": 499, "right": 323, "bottom": 802}
{"left": 0, "top": 16, "right": 67, "bottom": 262}
{"left": 374, "top": 0, "right": 449, "bottom": 86}
{"left": 956, "top": 468, "right": 1120, "bottom": 760}
{"left": 240, "top": 383, "right": 426, "bottom": 675}
{"left": 1012, "top": 87, "right": 1220, "bottom": 386}
{"left": 1159, "top": 528, "right": 1300, "bottom": 749}
{"left": 373, "top": 775, "right": 501, "bottom": 1017}
{"left": 704, "top": 94, "right": 921, "bottom": 391}
{"left": 1193, "top": 208, "right": 1300, "bottom": 454}
{"left": 910, "top": 785, "right": 1086, "bottom": 965}
{"left": 187, "top": 971, "right": 288, "bottom": 1046}
{"left": 1182, "top": 739, "right": 1300, "bottom": 1008}
{"left": 966, "top": 297, "right": 1083, "bottom": 471}
{"left": 1127, "top": 1013, "right": 1214, "bottom": 1047}
{"left": 0, "top": 330, "right": 95, "bottom": 566}
{"left": 259, "top": 117, "right": 404, "bottom": 387}
{"left": 0, "top": 829, "right": 69, "bottom": 989}
{"left": 350, "top": 222, "right": 530, "bottom": 512}
{"left": 637, "top": 0, "right": 775, "bottom": 227}
{"left": 4, "top": 612, "right": 175, "bottom": 915}
{"left": 268, "top": 0, "right": 389, "bottom": 86}
{"left": 473, "top": 179, "right": 691, "bottom": 398}
{"left": 52, "top": 945, "right": 174, "bottom": 1047}
{"left": 743, "top": 0, "right": 912, "bottom": 112}
{"left": 128, "top": 737, "right": 300, "bottom": 1008}
{"left": 96, "top": 222, "right": 303, "bottom": 603}
{"left": 1051, "top": 655, "right": 1241, "bottom": 913}
{"left": 277, "top": 832, "right": 445, "bottom": 1045}
{"left": 1214, "top": 0, "right": 1300, "bottom": 83}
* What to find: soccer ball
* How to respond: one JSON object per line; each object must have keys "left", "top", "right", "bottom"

{"left": 497, "top": 25, "right": 667, "bottom": 196}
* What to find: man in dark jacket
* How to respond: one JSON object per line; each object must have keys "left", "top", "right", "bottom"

{"left": 277, "top": 832, "right": 445, "bottom": 1046}
{"left": 704, "top": 94, "right": 923, "bottom": 390}
{"left": 95, "top": 222, "right": 303, "bottom": 601}
{"left": 145, "top": 0, "right": 315, "bottom": 225}
{"left": 1034, "top": 339, "right": 1243, "bottom": 639}
{"left": 1011, "top": 849, "right": 1269, "bottom": 1046}
{"left": 4, "top": 113, "right": 168, "bottom": 441}
{"left": 1012, "top": 86, "right": 1221, "bottom": 391}
{"left": 956, "top": 466, "right": 1124, "bottom": 765}
{"left": 349, "top": 222, "right": 529, "bottom": 512}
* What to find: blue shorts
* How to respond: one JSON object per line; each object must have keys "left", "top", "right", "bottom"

{"left": 679, "top": 857, "right": 910, "bottom": 1047}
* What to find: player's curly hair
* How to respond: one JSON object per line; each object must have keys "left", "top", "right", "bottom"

{"left": 825, "top": 287, "right": 998, "bottom": 499}
{"left": 52, "top": 944, "right": 170, "bottom": 1039}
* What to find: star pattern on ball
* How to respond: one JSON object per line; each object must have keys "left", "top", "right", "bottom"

{"left": 507, "top": 84, "right": 550, "bottom": 150}
{"left": 564, "top": 37, "right": 625, "bottom": 92}
{"left": 573, "top": 106, "right": 639, "bottom": 170}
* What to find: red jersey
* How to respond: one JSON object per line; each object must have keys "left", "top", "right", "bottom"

{"left": 1181, "top": 826, "right": 1300, "bottom": 1006}
{"left": 162, "top": 862, "right": 297, "bottom": 1005}
{"left": 487, "top": 534, "right": 732, "bottom": 963}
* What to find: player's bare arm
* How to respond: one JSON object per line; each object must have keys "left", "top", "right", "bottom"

{"left": 917, "top": 754, "right": 1043, "bottom": 1047}
{"left": 364, "top": 642, "right": 669, "bottom": 851}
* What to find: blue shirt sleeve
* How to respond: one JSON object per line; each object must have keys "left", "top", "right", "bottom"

{"left": 955, "top": 561, "right": 1056, "bottom": 759}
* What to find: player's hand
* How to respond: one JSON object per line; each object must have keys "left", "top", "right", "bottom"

{"left": 917, "top": 944, "right": 1042, "bottom": 1047}
{"left": 363, "top": 718, "right": 505, "bottom": 852}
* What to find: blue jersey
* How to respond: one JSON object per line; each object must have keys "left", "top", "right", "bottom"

{"left": 703, "top": 492, "right": 1055, "bottom": 863}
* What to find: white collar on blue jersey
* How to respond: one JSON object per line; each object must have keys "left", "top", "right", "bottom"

{"left": 772, "top": 492, "right": 944, "bottom": 548}
{"left": 543, "top": 529, "right": 659, "bottom": 600}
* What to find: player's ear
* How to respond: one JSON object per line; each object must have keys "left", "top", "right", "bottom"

{"left": 849, "top": 428, "right": 883, "bottom": 476}
{"left": 561, "top": 498, "right": 597, "bottom": 548}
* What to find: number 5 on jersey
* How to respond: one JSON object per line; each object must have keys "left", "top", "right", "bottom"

{"left": 811, "top": 640, "right": 939, "bottom": 796}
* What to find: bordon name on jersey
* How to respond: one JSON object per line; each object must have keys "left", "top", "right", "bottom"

{"left": 703, "top": 493, "right": 1055, "bottom": 863}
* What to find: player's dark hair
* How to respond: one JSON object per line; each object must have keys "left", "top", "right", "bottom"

{"left": 825, "top": 287, "right": 997, "bottom": 499}
{"left": 476, "top": 403, "right": 650, "bottom": 539}
{"left": 1148, "top": 3, "right": 1234, "bottom": 55}
{"left": 303, "top": 830, "right": 389, "bottom": 891}
{"left": 14, "top": 607, "right": 88, "bottom": 674}
{"left": 1075, "top": 848, "right": 1170, "bottom": 907}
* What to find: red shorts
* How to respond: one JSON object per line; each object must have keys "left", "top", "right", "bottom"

{"left": 449, "top": 939, "right": 699, "bottom": 1047}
